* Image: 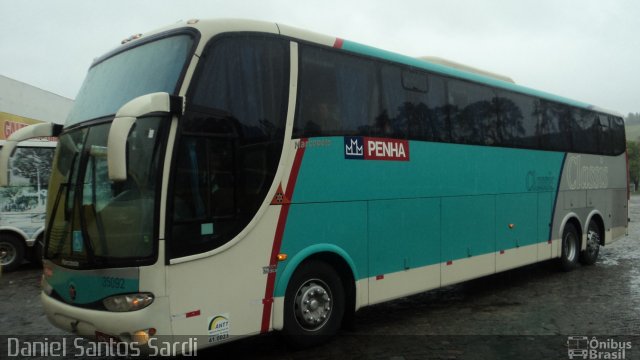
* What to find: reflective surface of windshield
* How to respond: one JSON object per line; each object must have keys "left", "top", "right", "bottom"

{"left": 66, "top": 34, "right": 194, "bottom": 126}
{"left": 45, "top": 118, "right": 167, "bottom": 268}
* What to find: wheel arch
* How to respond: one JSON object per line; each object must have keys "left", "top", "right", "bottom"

{"left": 558, "top": 213, "right": 583, "bottom": 254}
{"left": 273, "top": 244, "right": 358, "bottom": 329}
{"left": 585, "top": 211, "right": 605, "bottom": 247}
{"left": 0, "top": 227, "right": 30, "bottom": 244}
{"left": 559, "top": 213, "right": 582, "bottom": 239}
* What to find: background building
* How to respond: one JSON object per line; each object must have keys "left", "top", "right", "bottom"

{"left": 0, "top": 75, "right": 73, "bottom": 271}
{"left": 0, "top": 75, "right": 72, "bottom": 139}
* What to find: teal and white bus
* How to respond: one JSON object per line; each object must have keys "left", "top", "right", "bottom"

{"left": 0, "top": 19, "right": 627, "bottom": 352}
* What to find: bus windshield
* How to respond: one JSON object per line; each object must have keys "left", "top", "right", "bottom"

{"left": 45, "top": 118, "right": 167, "bottom": 268}
{"left": 66, "top": 33, "right": 194, "bottom": 126}
{"left": 43, "top": 33, "right": 193, "bottom": 268}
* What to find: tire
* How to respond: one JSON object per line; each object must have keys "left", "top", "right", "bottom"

{"left": 0, "top": 234, "right": 25, "bottom": 272}
{"left": 32, "top": 237, "right": 44, "bottom": 266}
{"left": 283, "top": 260, "right": 345, "bottom": 349}
{"left": 560, "top": 223, "right": 580, "bottom": 272}
{"left": 580, "top": 220, "right": 601, "bottom": 265}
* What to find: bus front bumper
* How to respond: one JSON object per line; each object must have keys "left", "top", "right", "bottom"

{"left": 41, "top": 291, "right": 172, "bottom": 344}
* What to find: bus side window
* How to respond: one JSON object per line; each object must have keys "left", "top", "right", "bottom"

{"left": 171, "top": 133, "right": 237, "bottom": 255}
{"left": 425, "top": 75, "right": 449, "bottom": 143}
{"left": 572, "top": 111, "right": 597, "bottom": 154}
{"left": 447, "top": 79, "right": 497, "bottom": 145}
{"left": 295, "top": 45, "right": 376, "bottom": 138}
{"left": 500, "top": 91, "right": 534, "bottom": 148}
{"left": 610, "top": 116, "right": 626, "bottom": 155}
{"left": 173, "top": 137, "right": 209, "bottom": 221}
{"left": 170, "top": 35, "right": 288, "bottom": 259}
{"left": 596, "top": 115, "right": 612, "bottom": 155}
{"left": 535, "top": 99, "right": 562, "bottom": 151}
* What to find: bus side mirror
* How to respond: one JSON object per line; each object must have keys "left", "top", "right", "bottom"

{"left": 107, "top": 92, "right": 183, "bottom": 181}
{"left": 0, "top": 122, "right": 62, "bottom": 186}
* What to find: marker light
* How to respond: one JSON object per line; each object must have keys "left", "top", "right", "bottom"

{"left": 277, "top": 253, "right": 288, "bottom": 261}
{"left": 132, "top": 328, "right": 156, "bottom": 345}
{"left": 121, "top": 33, "right": 143, "bottom": 44}
{"left": 103, "top": 293, "right": 154, "bottom": 312}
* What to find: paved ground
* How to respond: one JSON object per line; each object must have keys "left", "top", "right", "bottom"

{"left": 2, "top": 197, "right": 639, "bottom": 359}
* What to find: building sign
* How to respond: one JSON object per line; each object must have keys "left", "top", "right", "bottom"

{"left": 0, "top": 112, "right": 55, "bottom": 141}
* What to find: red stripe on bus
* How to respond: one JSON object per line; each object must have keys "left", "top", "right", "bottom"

{"left": 333, "top": 38, "right": 344, "bottom": 49}
{"left": 446, "top": 260, "right": 453, "bottom": 266}
{"left": 376, "top": 275, "right": 384, "bottom": 280}
{"left": 260, "top": 139, "right": 307, "bottom": 333}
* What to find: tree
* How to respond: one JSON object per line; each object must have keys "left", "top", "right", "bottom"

{"left": 627, "top": 141, "right": 640, "bottom": 191}
{"left": 626, "top": 112, "right": 640, "bottom": 125}
{"left": 10, "top": 148, "right": 54, "bottom": 188}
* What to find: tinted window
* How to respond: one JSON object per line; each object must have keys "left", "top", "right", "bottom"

{"left": 294, "top": 44, "right": 624, "bottom": 156}
{"left": 377, "top": 66, "right": 448, "bottom": 142}
{"left": 401, "top": 74, "right": 449, "bottom": 142}
{"left": 610, "top": 116, "right": 626, "bottom": 155}
{"left": 448, "top": 80, "right": 497, "bottom": 145}
{"left": 170, "top": 35, "right": 288, "bottom": 258}
{"left": 402, "top": 69, "right": 428, "bottom": 92}
{"left": 494, "top": 91, "right": 536, "bottom": 148}
{"left": 295, "top": 46, "right": 377, "bottom": 137}
{"left": 376, "top": 65, "right": 412, "bottom": 138}
{"left": 572, "top": 111, "right": 598, "bottom": 153}
{"left": 557, "top": 105, "right": 575, "bottom": 151}
{"left": 534, "top": 99, "right": 562, "bottom": 151}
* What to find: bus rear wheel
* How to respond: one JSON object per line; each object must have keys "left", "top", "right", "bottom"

{"left": 560, "top": 223, "right": 580, "bottom": 272}
{"left": 580, "top": 220, "right": 601, "bottom": 265}
{"left": 0, "top": 234, "right": 24, "bottom": 272}
{"left": 283, "top": 260, "right": 345, "bottom": 348}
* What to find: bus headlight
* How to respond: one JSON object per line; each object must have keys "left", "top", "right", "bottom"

{"left": 103, "top": 293, "right": 154, "bottom": 312}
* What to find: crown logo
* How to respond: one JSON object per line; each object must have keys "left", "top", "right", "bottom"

{"left": 345, "top": 137, "right": 364, "bottom": 156}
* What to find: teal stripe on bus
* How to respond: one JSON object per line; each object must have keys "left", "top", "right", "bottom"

{"left": 273, "top": 138, "right": 565, "bottom": 297}
{"left": 340, "top": 40, "right": 593, "bottom": 110}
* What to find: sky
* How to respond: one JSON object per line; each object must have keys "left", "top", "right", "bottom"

{"left": 1, "top": 0, "right": 639, "bottom": 116}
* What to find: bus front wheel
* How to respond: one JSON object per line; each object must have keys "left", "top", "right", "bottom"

{"left": 560, "top": 223, "right": 580, "bottom": 272}
{"left": 283, "top": 260, "right": 345, "bottom": 348}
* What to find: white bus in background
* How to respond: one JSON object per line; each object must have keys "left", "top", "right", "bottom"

{"left": 0, "top": 139, "right": 57, "bottom": 271}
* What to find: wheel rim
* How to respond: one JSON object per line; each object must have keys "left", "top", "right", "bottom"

{"left": 563, "top": 231, "right": 577, "bottom": 262}
{"left": 586, "top": 228, "right": 600, "bottom": 257}
{"left": 293, "top": 279, "right": 333, "bottom": 331}
{"left": 0, "top": 242, "right": 17, "bottom": 266}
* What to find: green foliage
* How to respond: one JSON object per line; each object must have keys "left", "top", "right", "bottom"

{"left": 628, "top": 141, "right": 640, "bottom": 191}
{"left": 626, "top": 112, "right": 640, "bottom": 125}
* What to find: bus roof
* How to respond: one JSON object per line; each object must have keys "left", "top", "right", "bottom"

{"left": 120, "top": 18, "right": 623, "bottom": 118}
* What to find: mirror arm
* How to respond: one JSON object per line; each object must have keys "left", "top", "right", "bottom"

{"left": 0, "top": 122, "right": 62, "bottom": 186}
